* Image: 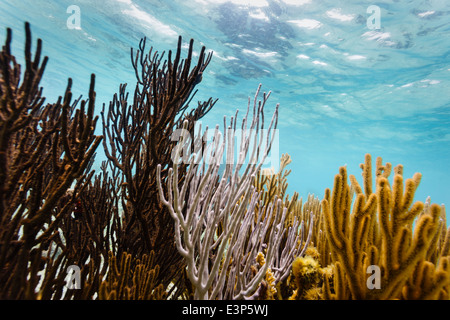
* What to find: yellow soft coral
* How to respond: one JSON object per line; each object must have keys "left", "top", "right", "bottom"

{"left": 256, "top": 252, "right": 277, "bottom": 299}
{"left": 322, "top": 154, "right": 449, "bottom": 300}
{"left": 289, "top": 255, "right": 321, "bottom": 299}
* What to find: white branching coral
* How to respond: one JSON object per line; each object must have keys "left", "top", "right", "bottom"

{"left": 157, "top": 85, "right": 311, "bottom": 299}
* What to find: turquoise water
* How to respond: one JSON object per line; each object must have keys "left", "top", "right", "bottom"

{"left": 1, "top": 0, "right": 449, "bottom": 217}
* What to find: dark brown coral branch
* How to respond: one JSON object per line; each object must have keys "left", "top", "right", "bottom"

{"left": 101, "top": 35, "right": 217, "bottom": 296}
{"left": 0, "top": 23, "right": 102, "bottom": 299}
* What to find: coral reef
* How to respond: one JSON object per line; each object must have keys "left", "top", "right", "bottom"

{"left": 0, "top": 23, "right": 449, "bottom": 300}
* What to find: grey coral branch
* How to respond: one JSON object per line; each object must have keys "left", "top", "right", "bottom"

{"left": 157, "top": 84, "right": 281, "bottom": 300}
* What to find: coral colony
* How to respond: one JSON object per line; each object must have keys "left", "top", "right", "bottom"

{"left": 0, "top": 23, "right": 449, "bottom": 300}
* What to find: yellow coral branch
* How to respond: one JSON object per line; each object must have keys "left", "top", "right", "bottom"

{"left": 322, "top": 154, "right": 449, "bottom": 300}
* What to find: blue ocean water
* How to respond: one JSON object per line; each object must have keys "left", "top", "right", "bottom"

{"left": 1, "top": 0, "right": 449, "bottom": 218}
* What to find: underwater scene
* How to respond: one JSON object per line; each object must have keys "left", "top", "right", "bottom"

{"left": 0, "top": 0, "right": 450, "bottom": 303}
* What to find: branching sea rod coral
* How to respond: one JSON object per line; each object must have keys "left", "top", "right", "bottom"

{"left": 322, "top": 154, "right": 450, "bottom": 300}
{"left": 99, "top": 251, "right": 167, "bottom": 300}
{"left": 0, "top": 22, "right": 217, "bottom": 300}
{"left": 252, "top": 153, "right": 315, "bottom": 286}
{"left": 157, "top": 85, "right": 281, "bottom": 299}
{"left": 101, "top": 35, "right": 217, "bottom": 296}
{"left": 157, "top": 86, "right": 315, "bottom": 300}
{"left": 0, "top": 23, "right": 102, "bottom": 299}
